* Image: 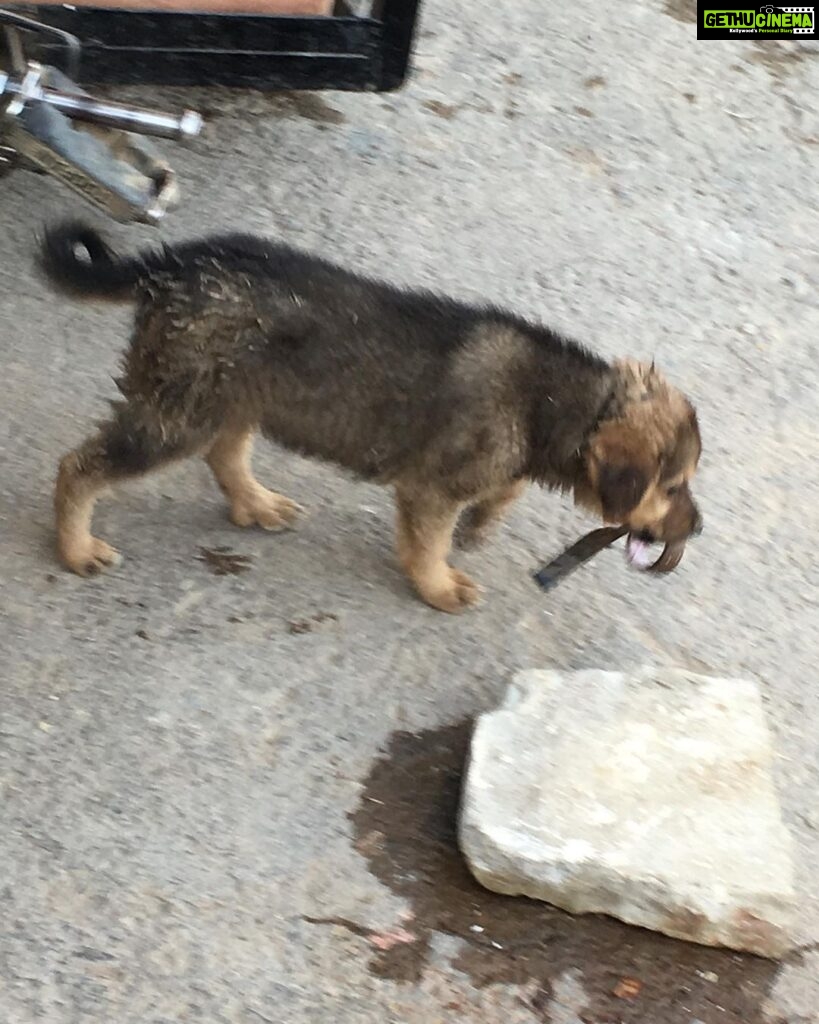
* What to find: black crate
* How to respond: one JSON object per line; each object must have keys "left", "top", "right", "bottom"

{"left": 22, "top": 0, "right": 419, "bottom": 91}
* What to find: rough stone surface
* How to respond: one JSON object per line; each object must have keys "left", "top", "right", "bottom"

{"left": 460, "top": 669, "right": 797, "bottom": 958}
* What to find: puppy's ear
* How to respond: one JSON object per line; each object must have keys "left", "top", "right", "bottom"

{"left": 588, "top": 424, "right": 654, "bottom": 522}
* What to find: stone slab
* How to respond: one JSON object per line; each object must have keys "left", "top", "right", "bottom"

{"left": 459, "top": 669, "right": 796, "bottom": 958}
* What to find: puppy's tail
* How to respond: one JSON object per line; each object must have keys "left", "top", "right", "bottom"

{"left": 40, "top": 221, "right": 160, "bottom": 299}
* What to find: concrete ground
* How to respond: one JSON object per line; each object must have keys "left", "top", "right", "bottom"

{"left": 1, "top": 1, "right": 817, "bottom": 1021}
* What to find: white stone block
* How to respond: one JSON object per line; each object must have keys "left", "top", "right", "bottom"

{"left": 459, "top": 669, "right": 796, "bottom": 958}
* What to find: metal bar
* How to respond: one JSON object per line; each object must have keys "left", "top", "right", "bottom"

{"left": 37, "top": 46, "right": 375, "bottom": 90}
{"left": 34, "top": 9, "right": 374, "bottom": 54}
{"left": 0, "top": 8, "right": 81, "bottom": 77}
{"left": 375, "top": 0, "right": 420, "bottom": 90}
{"left": 4, "top": 25, "right": 28, "bottom": 73}
{"left": 36, "top": 88, "right": 202, "bottom": 138}
{"left": 2, "top": 65, "right": 201, "bottom": 137}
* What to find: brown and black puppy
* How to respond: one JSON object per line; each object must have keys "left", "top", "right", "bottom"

{"left": 41, "top": 222, "right": 702, "bottom": 612}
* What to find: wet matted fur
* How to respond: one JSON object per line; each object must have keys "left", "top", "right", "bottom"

{"left": 41, "top": 222, "right": 702, "bottom": 612}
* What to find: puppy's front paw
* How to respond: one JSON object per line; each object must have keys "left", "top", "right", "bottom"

{"left": 420, "top": 567, "right": 481, "bottom": 614}
{"left": 230, "top": 489, "right": 302, "bottom": 531}
{"left": 60, "top": 536, "right": 122, "bottom": 577}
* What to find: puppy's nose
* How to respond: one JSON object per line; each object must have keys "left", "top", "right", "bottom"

{"left": 692, "top": 511, "right": 704, "bottom": 537}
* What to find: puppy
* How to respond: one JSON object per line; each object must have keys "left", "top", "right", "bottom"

{"left": 41, "top": 222, "right": 702, "bottom": 612}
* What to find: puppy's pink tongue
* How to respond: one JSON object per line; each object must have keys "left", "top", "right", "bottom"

{"left": 625, "top": 534, "right": 655, "bottom": 569}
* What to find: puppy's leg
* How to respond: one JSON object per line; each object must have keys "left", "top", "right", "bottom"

{"left": 55, "top": 445, "right": 122, "bottom": 575}
{"left": 395, "top": 487, "right": 480, "bottom": 613}
{"left": 206, "top": 426, "right": 301, "bottom": 531}
{"left": 56, "top": 405, "right": 206, "bottom": 576}
{"left": 457, "top": 479, "right": 526, "bottom": 550}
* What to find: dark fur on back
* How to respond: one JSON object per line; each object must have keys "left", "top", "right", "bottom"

{"left": 42, "top": 222, "right": 613, "bottom": 493}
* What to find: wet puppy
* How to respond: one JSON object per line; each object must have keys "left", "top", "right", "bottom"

{"left": 41, "top": 223, "right": 702, "bottom": 612}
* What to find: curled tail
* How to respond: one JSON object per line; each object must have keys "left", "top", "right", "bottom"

{"left": 40, "top": 221, "right": 158, "bottom": 298}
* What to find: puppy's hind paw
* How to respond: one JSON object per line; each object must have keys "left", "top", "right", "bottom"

{"left": 230, "top": 488, "right": 303, "bottom": 531}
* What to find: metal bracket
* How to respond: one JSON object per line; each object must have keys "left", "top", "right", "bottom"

{"left": 1, "top": 9, "right": 202, "bottom": 222}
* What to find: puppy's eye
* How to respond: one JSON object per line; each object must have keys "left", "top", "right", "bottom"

{"left": 666, "top": 484, "right": 681, "bottom": 496}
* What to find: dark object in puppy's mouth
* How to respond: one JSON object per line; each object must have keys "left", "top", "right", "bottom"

{"left": 533, "top": 527, "right": 627, "bottom": 591}
{"left": 533, "top": 528, "right": 685, "bottom": 591}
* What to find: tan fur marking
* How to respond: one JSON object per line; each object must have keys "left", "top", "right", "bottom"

{"left": 395, "top": 488, "right": 479, "bottom": 613}
{"left": 206, "top": 427, "right": 302, "bottom": 531}
{"left": 55, "top": 452, "right": 121, "bottom": 575}
{"left": 586, "top": 362, "right": 701, "bottom": 541}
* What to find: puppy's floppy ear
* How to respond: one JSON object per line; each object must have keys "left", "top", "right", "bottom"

{"left": 588, "top": 423, "right": 654, "bottom": 522}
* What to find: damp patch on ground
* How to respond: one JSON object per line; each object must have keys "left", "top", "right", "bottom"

{"left": 347, "top": 722, "right": 791, "bottom": 1024}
